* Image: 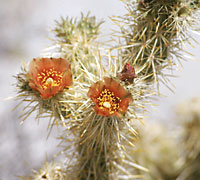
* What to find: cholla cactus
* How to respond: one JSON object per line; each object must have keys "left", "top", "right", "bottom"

{"left": 121, "top": 97, "right": 200, "bottom": 180}
{"left": 50, "top": 12, "right": 103, "bottom": 79}
{"left": 176, "top": 97, "right": 200, "bottom": 179}
{"left": 127, "top": 122, "right": 182, "bottom": 180}
{"left": 53, "top": 44, "right": 150, "bottom": 179}
{"left": 13, "top": 0, "right": 200, "bottom": 180}
{"left": 112, "top": 0, "right": 200, "bottom": 88}
{"left": 19, "top": 161, "right": 68, "bottom": 180}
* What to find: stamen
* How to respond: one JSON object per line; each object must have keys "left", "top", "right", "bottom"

{"left": 37, "top": 68, "right": 63, "bottom": 90}
{"left": 97, "top": 89, "right": 121, "bottom": 115}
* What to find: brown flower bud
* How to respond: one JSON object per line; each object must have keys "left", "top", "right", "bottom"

{"left": 117, "top": 63, "right": 137, "bottom": 84}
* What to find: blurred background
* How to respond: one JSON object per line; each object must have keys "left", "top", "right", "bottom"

{"left": 0, "top": 0, "right": 200, "bottom": 179}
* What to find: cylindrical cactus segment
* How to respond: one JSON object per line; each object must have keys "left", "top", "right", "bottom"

{"left": 116, "top": 0, "right": 199, "bottom": 85}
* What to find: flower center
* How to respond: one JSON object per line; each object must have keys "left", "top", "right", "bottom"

{"left": 46, "top": 77, "right": 54, "bottom": 84}
{"left": 103, "top": 101, "right": 111, "bottom": 108}
{"left": 37, "top": 68, "right": 63, "bottom": 90}
{"left": 97, "top": 89, "right": 121, "bottom": 115}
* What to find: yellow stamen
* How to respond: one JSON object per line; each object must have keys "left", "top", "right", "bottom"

{"left": 97, "top": 89, "right": 121, "bottom": 115}
{"left": 37, "top": 68, "right": 63, "bottom": 90}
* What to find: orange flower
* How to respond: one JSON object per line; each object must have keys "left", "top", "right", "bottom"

{"left": 88, "top": 77, "right": 133, "bottom": 117}
{"left": 27, "top": 57, "right": 73, "bottom": 99}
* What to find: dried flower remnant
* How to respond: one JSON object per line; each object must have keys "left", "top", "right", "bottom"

{"left": 27, "top": 57, "right": 73, "bottom": 99}
{"left": 139, "top": 0, "right": 152, "bottom": 8}
{"left": 88, "top": 77, "right": 132, "bottom": 117}
{"left": 117, "top": 63, "right": 137, "bottom": 84}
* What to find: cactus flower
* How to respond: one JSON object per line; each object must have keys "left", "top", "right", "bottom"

{"left": 88, "top": 77, "right": 132, "bottom": 117}
{"left": 27, "top": 57, "right": 73, "bottom": 99}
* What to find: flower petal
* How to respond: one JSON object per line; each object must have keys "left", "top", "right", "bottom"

{"left": 62, "top": 68, "right": 73, "bottom": 87}
{"left": 40, "top": 86, "right": 61, "bottom": 99}
{"left": 104, "top": 77, "right": 129, "bottom": 98}
{"left": 94, "top": 106, "right": 111, "bottom": 117}
{"left": 119, "top": 96, "right": 132, "bottom": 113}
{"left": 52, "top": 58, "right": 71, "bottom": 73}
{"left": 29, "top": 58, "right": 53, "bottom": 76}
{"left": 88, "top": 81, "right": 105, "bottom": 101}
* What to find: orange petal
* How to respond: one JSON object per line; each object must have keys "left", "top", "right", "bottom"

{"left": 52, "top": 58, "right": 70, "bottom": 73}
{"left": 119, "top": 97, "right": 132, "bottom": 113}
{"left": 88, "top": 81, "right": 104, "bottom": 99}
{"left": 62, "top": 69, "right": 73, "bottom": 87}
{"left": 114, "top": 111, "right": 123, "bottom": 117}
{"left": 40, "top": 86, "right": 61, "bottom": 99}
{"left": 29, "top": 58, "right": 52, "bottom": 76}
{"left": 104, "top": 77, "right": 129, "bottom": 98}
{"left": 28, "top": 81, "right": 38, "bottom": 91}
{"left": 40, "top": 88, "right": 53, "bottom": 99}
{"left": 94, "top": 106, "right": 111, "bottom": 117}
